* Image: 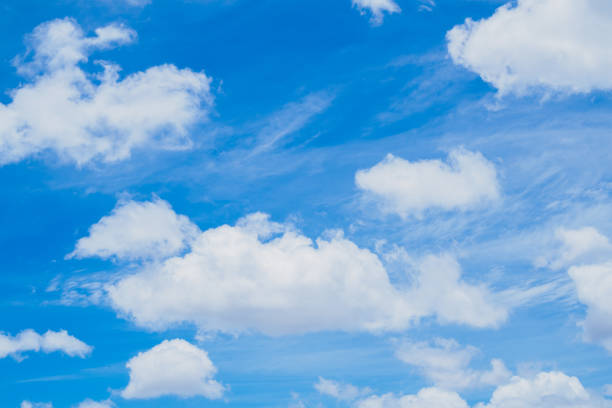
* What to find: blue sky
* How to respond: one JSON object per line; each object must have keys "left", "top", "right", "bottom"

{"left": 2, "top": 0, "right": 612, "bottom": 407}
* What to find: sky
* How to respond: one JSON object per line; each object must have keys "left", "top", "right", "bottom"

{"left": 1, "top": 0, "right": 612, "bottom": 407}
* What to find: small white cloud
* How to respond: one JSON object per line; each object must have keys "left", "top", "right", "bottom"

{"left": 0, "top": 330, "right": 92, "bottom": 360}
{"left": 75, "top": 400, "right": 114, "bottom": 408}
{"left": 352, "top": 0, "right": 401, "bottom": 25}
{"left": 121, "top": 339, "right": 225, "bottom": 400}
{"left": 68, "top": 198, "right": 200, "bottom": 261}
{"left": 0, "top": 18, "right": 213, "bottom": 166}
{"left": 395, "top": 338, "right": 511, "bottom": 390}
{"left": 447, "top": 0, "right": 612, "bottom": 96}
{"left": 356, "top": 149, "right": 500, "bottom": 219}
{"left": 21, "top": 402, "right": 52, "bottom": 408}
{"left": 357, "top": 387, "right": 469, "bottom": 408}
{"left": 475, "top": 371, "right": 611, "bottom": 408}
{"left": 71, "top": 199, "right": 509, "bottom": 335}
{"left": 315, "top": 377, "right": 371, "bottom": 401}
{"left": 396, "top": 338, "right": 512, "bottom": 390}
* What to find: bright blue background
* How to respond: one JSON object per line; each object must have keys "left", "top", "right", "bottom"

{"left": 1, "top": 0, "right": 611, "bottom": 406}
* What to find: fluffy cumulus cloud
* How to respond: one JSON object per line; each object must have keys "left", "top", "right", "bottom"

{"left": 121, "top": 339, "right": 224, "bottom": 400}
{"left": 355, "top": 149, "right": 500, "bottom": 218}
{"left": 475, "top": 371, "right": 612, "bottom": 408}
{"left": 357, "top": 387, "right": 469, "bottom": 408}
{"left": 68, "top": 198, "right": 200, "bottom": 261}
{"left": 72, "top": 199, "right": 508, "bottom": 335}
{"left": 569, "top": 262, "right": 612, "bottom": 352}
{"left": 0, "top": 329, "right": 92, "bottom": 360}
{"left": 352, "top": 0, "right": 401, "bottom": 25}
{"left": 447, "top": 0, "right": 612, "bottom": 96}
{"left": 395, "top": 338, "right": 511, "bottom": 390}
{"left": 0, "top": 18, "right": 213, "bottom": 166}
{"left": 545, "top": 227, "right": 612, "bottom": 352}
{"left": 315, "top": 377, "right": 372, "bottom": 401}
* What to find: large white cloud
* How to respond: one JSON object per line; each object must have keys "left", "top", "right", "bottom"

{"left": 72, "top": 199, "right": 508, "bottom": 335}
{"left": 357, "top": 387, "right": 469, "bottom": 408}
{"left": 352, "top": 0, "right": 401, "bottom": 25}
{"left": 395, "top": 338, "right": 510, "bottom": 390}
{"left": 0, "top": 329, "right": 92, "bottom": 360}
{"left": 68, "top": 198, "right": 200, "bottom": 261}
{"left": 0, "top": 18, "right": 213, "bottom": 166}
{"left": 120, "top": 339, "right": 225, "bottom": 400}
{"left": 447, "top": 0, "right": 612, "bottom": 96}
{"left": 355, "top": 149, "right": 500, "bottom": 219}
{"left": 475, "top": 371, "right": 612, "bottom": 408}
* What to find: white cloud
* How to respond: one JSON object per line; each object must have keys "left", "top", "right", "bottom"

{"left": 21, "top": 402, "right": 52, "bottom": 408}
{"left": 75, "top": 400, "right": 114, "bottom": 408}
{"left": 355, "top": 149, "right": 500, "bottom": 219}
{"left": 73, "top": 199, "right": 508, "bottom": 335}
{"left": 315, "top": 377, "right": 372, "bottom": 401}
{"left": 475, "top": 371, "right": 612, "bottom": 408}
{"left": 549, "top": 227, "right": 612, "bottom": 269}
{"left": 68, "top": 198, "right": 200, "bottom": 261}
{"left": 395, "top": 338, "right": 511, "bottom": 390}
{"left": 0, "top": 329, "right": 92, "bottom": 360}
{"left": 352, "top": 0, "right": 401, "bottom": 25}
{"left": 447, "top": 0, "right": 612, "bottom": 96}
{"left": 544, "top": 227, "right": 612, "bottom": 352}
{"left": 0, "top": 18, "right": 213, "bottom": 166}
{"left": 357, "top": 387, "right": 469, "bottom": 408}
{"left": 121, "top": 339, "right": 225, "bottom": 400}
{"left": 569, "top": 262, "right": 612, "bottom": 352}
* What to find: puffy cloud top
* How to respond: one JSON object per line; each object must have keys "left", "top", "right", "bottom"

{"left": 447, "top": 0, "right": 612, "bottom": 96}
{"left": 0, "top": 18, "right": 213, "bottom": 166}
{"left": 121, "top": 339, "right": 224, "bottom": 400}
{"left": 356, "top": 149, "right": 500, "bottom": 218}
{"left": 68, "top": 198, "right": 200, "bottom": 261}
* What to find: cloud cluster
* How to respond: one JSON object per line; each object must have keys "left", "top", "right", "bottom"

{"left": 121, "top": 339, "right": 225, "bottom": 400}
{"left": 338, "top": 371, "right": 611, "bottom": 408}
{"left": 355, "top": 149, "right": 500, "bottom": 218}
{"left": 0, "top": 18, "right": 213, "bottom": 166}
{"left": 447, "top": 0, "right": 612, "bottom": 96}
{"left": 395, "top": 338, "right": 510, "bottom": 390}
{"left": 0, "top": 329, "right": 92, "bottom": 360}
{"left": 70, "top": 199, "right": 508, "bottom": 336}
{"left": 352, "top": 0, "right": 401, "bottom": 25}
